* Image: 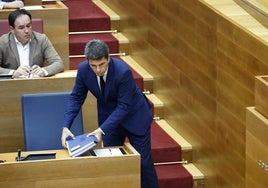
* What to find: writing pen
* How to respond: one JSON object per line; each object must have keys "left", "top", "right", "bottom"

{"left": 28, "top": 62, "right": 34, "bottom": 78}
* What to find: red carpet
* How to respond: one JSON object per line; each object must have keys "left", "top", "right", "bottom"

{"left": 156, "top": 164, "right": 193, "bottom": 188}
{"left": 125, "top": 121, "right": 182, "bottom": 164}
{"left": 62, "top": 0, "right": 110, "bottom": 32}
{"left": 69, "top": 57, "right": 87, "bottom": 70}
{"left": 151, "top": 121, "right": 181, "bottom": 163}
{"left": 69, "top": 33, "right": 119, "bottom": 55}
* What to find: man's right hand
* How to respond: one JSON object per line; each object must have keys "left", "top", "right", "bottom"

{"left": 61, "top": 127, "right": 75, "bottom": 148}
{"left": 3, "top": 1, "right": 24, "bottom": 9}
{"left": 12, "top": 66, "right": 31, "bottom": 78}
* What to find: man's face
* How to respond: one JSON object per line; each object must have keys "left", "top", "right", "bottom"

{"left": 11, "top": 14, "right": 32, "bottom": 46}
{"left": 88, "top": 57, "right": 109, "bottom": 77}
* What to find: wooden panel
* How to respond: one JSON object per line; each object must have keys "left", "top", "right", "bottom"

{"left": 0, "top": 1, "right": 69, "bottom": 69}
{"left": 0, "top": 143, "right": 140, "bottom": 188}
{"left": 25, "top": 0, "right": 42, "bottom": 6}
{"left": 246, "top": 107, "right": 268, "bottom": 188}
{"left": 0, "top": 71, "right": 98, "bottom": 153}
{"left": 255, "top": 75, "right": 268, "bottom": 117}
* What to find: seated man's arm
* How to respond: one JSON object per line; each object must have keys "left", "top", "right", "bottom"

{"left": 1, "top": 1, "right": 24, "bottom": 9}
{"left": 41, "top": 35, "right": 64, "bottom": 76}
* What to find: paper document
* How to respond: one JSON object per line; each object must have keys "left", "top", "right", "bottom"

{"left": 92, "top": 148, "right": 125, "bottom": 156}
{"left": 21, "top": 6, "right": 44, "bottom": 10}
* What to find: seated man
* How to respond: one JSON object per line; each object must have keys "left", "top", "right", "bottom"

{"left": 0, "top": 0, "right": 24, "bottom": 9}
{"left": 0, "top": 9, "right": 64, "bottom": 78}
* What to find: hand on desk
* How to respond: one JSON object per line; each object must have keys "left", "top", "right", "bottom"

{"left": 3, "top": 0, "right": 24, "bottom": 9}
{"left": 30, "top": 65, "right": 46, "bottom": 77}
{"left": 12, "top": 65, "right": 45, "bottom": 78}
{"left": 12, "top": 65, "right": 31, "bottom": 78}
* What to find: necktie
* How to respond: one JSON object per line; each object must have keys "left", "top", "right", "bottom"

{"left": 100, "top": 76, "right": 105, "bottom": 96}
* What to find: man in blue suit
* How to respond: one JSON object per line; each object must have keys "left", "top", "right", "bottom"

{"left": 61, "top": 39, "right": 159, "bottom": 188}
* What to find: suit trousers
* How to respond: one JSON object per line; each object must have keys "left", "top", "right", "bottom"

{"left": 103, "top": 126, "right": 159, "bottom": 188}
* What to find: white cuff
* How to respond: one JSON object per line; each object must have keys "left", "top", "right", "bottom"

{"left": 98, "top": 128, "right": 105, "bottom": 135}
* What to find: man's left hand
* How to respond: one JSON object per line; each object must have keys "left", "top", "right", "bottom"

{"left": 87, "top": 128, "right": 103, "bottom": 142}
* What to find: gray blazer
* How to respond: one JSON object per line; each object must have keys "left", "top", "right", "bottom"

{"left": 0, "top": 31, "right": 64, "bottom": 76}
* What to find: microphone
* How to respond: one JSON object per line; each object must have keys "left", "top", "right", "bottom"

{"left": 16, "top": 149, "right": 22, "bottom": 161}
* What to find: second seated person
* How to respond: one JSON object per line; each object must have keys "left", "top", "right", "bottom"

{"left": 0, "top": 9, "right": 64, "bottom": 78}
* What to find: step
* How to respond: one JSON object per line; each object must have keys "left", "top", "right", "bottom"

{"left": 92, "top": 0, "right": 121, "bottom": 31}
{"left": 155, "top": 164, "right": 193, "bottom": 188}
{"left": 69, "top": 32, "right": 129, "bottom": 56}
{"left": 112, "top": 32, "right": 129, "bottom": 54}
{"left": 156, "top": 119, "right": 193, "bottom": 163}
{"left": 120, "top": 56, "right": 154, "bottom": 92}
{"left": 146, "top": 93, "right": 164, "bottom": 119}
{"left": 155, "top": 163, "right": 204, "bottom": 188}
{"left": 151, "top": 121, "right": 182, "bottom": 163}
{"left": 63, "top": 0, "right": 111, "bottom": 32}
{"left": 183, "top": 163, "right": 205, "bottom": 188}
{"left": 69, "top": 33, "right": 118, "bottom": 55}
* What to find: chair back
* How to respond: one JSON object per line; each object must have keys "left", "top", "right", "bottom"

{"left": 21, "top": 91, "right": 83, "bottom": 151}
{"left": 0, "top": 18, "right": 43, "bottom": 37}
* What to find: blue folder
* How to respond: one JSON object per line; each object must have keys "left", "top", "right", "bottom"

{"left": 66, "top": 134, "right": 98, "bottom": 157}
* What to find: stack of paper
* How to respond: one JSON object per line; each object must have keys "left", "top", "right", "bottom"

{"left": 66, "top": 134, "right": 98, "bottom": 157}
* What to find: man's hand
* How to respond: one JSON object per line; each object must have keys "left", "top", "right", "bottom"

{"left": 87, "top": 128, "right": 103, "bottom": 142}
{"left": 61, "top": 127, "right": 75, "bottom": 148}
{"left": 3, "top": 0, "right": 24, "bottom": 9}
{"left": 30, "top": 65, "right": 46, "bottom": 77}
{"left": 12, "top": 65, "right": 31, "bottom": 78}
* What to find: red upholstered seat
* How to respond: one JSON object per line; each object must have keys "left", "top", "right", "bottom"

{"left": 0, "top": 18, "right": 43, "bottom": 36}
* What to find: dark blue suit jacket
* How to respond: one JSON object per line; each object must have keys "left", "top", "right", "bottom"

{"left": 63, "top": 58, "right": 152, "bottom": 136}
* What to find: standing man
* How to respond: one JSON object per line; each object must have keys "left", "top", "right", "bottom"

{"left": 0, "top": 9, "right": 64, "bottom": 78}
{"left": 61, "top": 39, "right": 159, "bottom": 188}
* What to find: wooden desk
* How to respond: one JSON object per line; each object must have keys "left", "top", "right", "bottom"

{"left": 246, "top": 107, "right": 268, "bottom": 187}
{"left": 0, "top": 143, "right": 140, "bottom": 188}
{"left": 25, "top": 0, "right": 42, "bottom": 6}
{"left": 0, "top": 71, "right": 98, "bottom": 153}
{"left": 0, "top": 1, "right": 69, "bottom": 69}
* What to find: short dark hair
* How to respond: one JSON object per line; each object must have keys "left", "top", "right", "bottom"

{"left": 84, "top": 39, "right": 109, "bottom": 60}
{"left": 8, "top": 9, "right": 32, "bottom": 28}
